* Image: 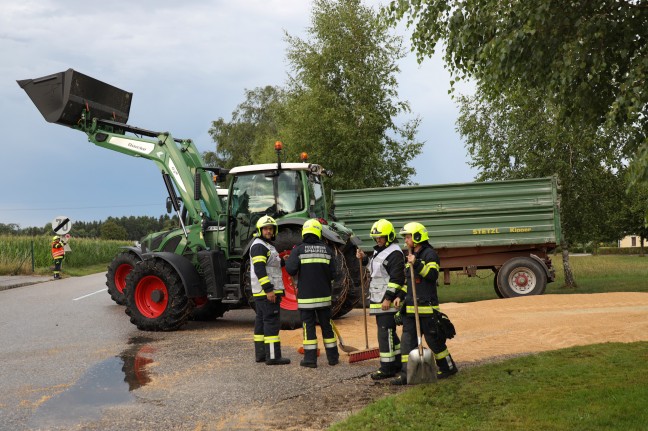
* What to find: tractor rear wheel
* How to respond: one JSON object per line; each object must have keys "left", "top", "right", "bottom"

{"left": 106, "top": 251, "right": 141, "bottom": 305}
{"left": 124, "top": 259, "right": 192, "bottom": 331}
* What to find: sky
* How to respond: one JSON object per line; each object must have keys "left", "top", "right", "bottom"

{"left": 0, "top": 0, "right": 476, "bottom": 229}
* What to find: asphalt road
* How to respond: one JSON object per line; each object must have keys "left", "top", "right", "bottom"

{"left": 0, "top": 274, "right": 376, "bottom": 431}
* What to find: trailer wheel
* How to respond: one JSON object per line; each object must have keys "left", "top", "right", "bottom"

{"left": 497, "top": 257, "right": 547, "bottom": 297}
{"left": 492, "top": 270, "right": 504, "bottom": 298}
{"left": 106, "top": 251, "right": 141, "bottom": 305}
{"left": 190, "top": 297, "right": 228, "bottom": 321}
{"left": 125, "top": 259, "right": 191, "bottom": 331}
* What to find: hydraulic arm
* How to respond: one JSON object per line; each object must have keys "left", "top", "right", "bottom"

{"left": 18, "top": 69, "right": 225, "bottom": 235}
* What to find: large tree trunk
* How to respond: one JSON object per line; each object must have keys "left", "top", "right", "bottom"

{"left": 561, "top": 239, "right": 577, "bottom": 288}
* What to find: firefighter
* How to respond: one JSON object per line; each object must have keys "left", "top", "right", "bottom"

{"left": 356, "top": 219, "right": 406, "bottom": 380}
{"left": 250, "top": 215, "right": 290, "bottom": 365}
{"left": 285, "top": 219, "right": 340, "bottom": 368}
{"left": 51, "top": 235, "right": 66, "bottom": 279}
{"left": 391, "top": 222, "right": 458, "bottom": 385}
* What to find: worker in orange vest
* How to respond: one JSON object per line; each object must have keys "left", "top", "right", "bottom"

{"left": 51, "top": 236, "right": 66, "bottom": 279}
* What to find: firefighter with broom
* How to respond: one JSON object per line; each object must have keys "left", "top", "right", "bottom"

{"left": 356, "top": 219, "right": 406, "bottom": 380}
{"left": 250, "top": 216, "right": 291, "bottom": 365}
{"left": 391, "top": 222, "right": 458, "bottom": 385}
{"left": 285, "top": 219, "right": 340, "bottom": 368}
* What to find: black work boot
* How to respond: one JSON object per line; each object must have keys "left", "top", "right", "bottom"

{"left": 300, "top": 348, "right": 317, "bottom": 368}
{"left": 265, "top": 342, "right": 291, "bottom": 365}
{"left": 436, "top": 354, "right": 458, "bottom": 379}
{"left": 371, "top": 369, "right": 396, "bottom": 381}
{"left": 326, "top": 346, "right": 340, "bottom": 366}
{"left": 255, "top": 341, "right": 266, "bottom": 363}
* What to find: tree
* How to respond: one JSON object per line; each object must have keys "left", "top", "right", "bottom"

{"left": 100, "top": 220, "right": 128, "bottom": 241}
{"left": 456, "top": 87, "right": 631, "bottom": 287}
{"left": 279, "top": 0, "right": 423, "bottom": 191}
{"left": 205, "top": 86, "right": 285, "bottom": 169}
{"left": 386, "top": 0, "right": 648, "bottom": 182}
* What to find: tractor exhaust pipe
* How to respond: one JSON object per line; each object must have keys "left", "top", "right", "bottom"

{"left": 17, "top": 68, "right": 132, "bottom": 128}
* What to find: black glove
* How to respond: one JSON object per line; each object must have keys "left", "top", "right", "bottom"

{"left": 394, "top": 311, "right": 403, "bottom": 326}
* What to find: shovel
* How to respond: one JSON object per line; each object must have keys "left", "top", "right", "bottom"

{"left": 406, "top": 257, "right": 437, "bottom": 385}
{"left": 331, "top": 321, "right": 358, "bottom": 354}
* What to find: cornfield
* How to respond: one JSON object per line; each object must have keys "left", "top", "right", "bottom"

{"left": 0, "top": 235, "right": 131, "bottom": 275}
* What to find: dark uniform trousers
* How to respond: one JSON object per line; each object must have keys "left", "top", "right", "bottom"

{"left": 254, "top": 296, "right": 282, "bottom": 361}
{"left": 300, "top": 307, "right": 339, "bottom": 364}
{"left": 375, "top": 313, "right": 402, "bottom": 374}
{"left": 400, "top": 313, "right": 453, "bottom": 374}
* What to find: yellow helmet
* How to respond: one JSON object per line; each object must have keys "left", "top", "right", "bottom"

{"left": 256, "top": 215, "right": 278, "bottom": 240}
{"left": 302, "top": 218, "right": 322, "bottom": 239}
{"left": 370, "top": 219, "right": 395, "bottom": 244}
{"left": 52, "top": 235, "right": 61, "bottom": 242}
{"left": 399, "top": 222, "right": 429, "bottom": 244}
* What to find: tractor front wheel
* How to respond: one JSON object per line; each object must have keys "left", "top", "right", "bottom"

{"left": 106, "top": 251, "right": 141, "bottom": 305}
{"left": 124, "top": 259, "right": 192, "bottom": 331}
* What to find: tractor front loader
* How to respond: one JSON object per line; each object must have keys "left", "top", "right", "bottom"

{"left": 19, "top": 69, "right": 362, "bottom": 331}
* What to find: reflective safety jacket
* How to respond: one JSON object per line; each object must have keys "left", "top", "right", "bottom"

{"left": 249, "top": 237, "right": 285, "bottom": 297}
{"left": 404, "top": 242, "right": 441, "bottom": 315}
{"left": 285, "top": 234, "right": 337, "bottom": 309}
{"left": 51, "top": 242, "right": 65, "bottom": 259}
{"left": 368, "top": 242, "right": 405, "bottom": 315}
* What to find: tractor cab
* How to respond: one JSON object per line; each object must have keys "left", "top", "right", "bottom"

{"left": 226, "top": 162, "right": 329, "bottom": 257}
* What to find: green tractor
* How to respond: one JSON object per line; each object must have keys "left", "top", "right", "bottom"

{"left": 19, "top": 69, "right": 362, "bottom": 331}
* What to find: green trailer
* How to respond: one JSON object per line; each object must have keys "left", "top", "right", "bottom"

{"left": 332, "top": 177, "right": 562, "bottom": 297}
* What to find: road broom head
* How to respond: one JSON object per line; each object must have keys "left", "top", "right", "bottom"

{"left": 348, "top": 347, "right": 380, "bottom": 363}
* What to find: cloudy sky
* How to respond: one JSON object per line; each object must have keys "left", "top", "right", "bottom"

{"left": 0, "top": 0, "right": 475, "bottom": 229}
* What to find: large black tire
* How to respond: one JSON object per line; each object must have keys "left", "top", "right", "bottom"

{"left": 124, "top": 259, "right": 192, "bottom": 331}
{"left": 189, "top": 298, "right": 228, "bottom": 321}
{"left": 496, "top": 257, "right": 548, "bottom": 298}
{"left": 106, "top": 251, "right": 141, "bottom": 305}
{"left": 492, "top": 269, "right": 505, "bottom": 298}
{"left": 333, "top": 244, "right": 362, "bottom": 318}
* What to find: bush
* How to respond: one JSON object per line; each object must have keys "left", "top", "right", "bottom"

{"left": 598, "top": 246, "right": 647, "bottom": 255}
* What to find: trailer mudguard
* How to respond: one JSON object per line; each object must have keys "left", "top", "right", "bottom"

{"left": 530, "top": 253, "right": 555, "bottom": 282}
{"left": 141, "top": 252, "right": 205, "bottom": 298}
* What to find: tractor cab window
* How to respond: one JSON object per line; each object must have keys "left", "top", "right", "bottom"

{"left": 229, "top": 170, "right": 305, "bottom": 253}
{"left": 309, "top": 174, "right": 326, "bottom": 218}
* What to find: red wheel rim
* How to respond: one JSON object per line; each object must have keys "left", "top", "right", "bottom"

{"left": 135, "top": 275, "right": 168, "bottom": 318}
{"left": 279, "top": 251, "right": 298, "bottom": 311}
{"left": 115, "top": 263, "right": 133, "bottom": 293}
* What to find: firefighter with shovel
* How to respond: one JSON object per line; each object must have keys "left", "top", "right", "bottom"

{"left": 391, "top": 222, "right": 458, "bottom": 385}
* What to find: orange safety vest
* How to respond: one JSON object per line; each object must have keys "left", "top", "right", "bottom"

{"left": 52, "top": 243, "right": 65, "bottom": 259}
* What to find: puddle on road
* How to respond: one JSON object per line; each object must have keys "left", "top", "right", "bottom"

{"left": 27, "top": 337, "right": 157, "bottom": 429}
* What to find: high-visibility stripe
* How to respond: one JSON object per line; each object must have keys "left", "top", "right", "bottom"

{"left": 388, "top": 282, "right": 401, "bottom": 289}
{"left": 254, "top": 334, "right": 265, "bottom": 342}
{"left": 252, "top": 256, "right": 267, "bottom": 264}
{"left": 435, "top": 349, "right": 450, "bottom": 360}
{"left": 419, "top": 261, "right": 440, "bottom": 277}
{"left": 253, "top": 289, "right": 284, "bottom": 297}
{"left": 406, "top": 305, "right": 440, "bottom": 314}
{"left": 402, "top": 354, "right": 409, "bottom": 363}
{"left": 258, "top": 276, "right": 270, "bottom": 285}
{"left": 300, "top": 258, "right": 330, "bottom": 264}
{"left": 264, "top": 335, "right": 280, "bottom": 344}
{"left": 300, "top": 253, "right": 331, "bottom": 259}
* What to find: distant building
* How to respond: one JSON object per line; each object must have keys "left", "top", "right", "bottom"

{"left": 618, "top": 235, "right": 647, "bottom": 248}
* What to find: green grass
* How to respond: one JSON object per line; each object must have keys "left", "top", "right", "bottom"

{"left": 0, "top": 235, "right": 131, "bottom": 275}
{"left": 438, "top": 254, "right": 648, "bottom": 303}
{"left": 330, "top": 342, "right": 648, "bottom": 431}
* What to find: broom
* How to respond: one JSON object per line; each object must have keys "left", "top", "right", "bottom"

{"left": 348, "top": 255, "right": 380, "bottom": 363}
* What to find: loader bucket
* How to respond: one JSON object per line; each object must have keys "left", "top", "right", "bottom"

{"left": 17, "top": 68, "right": 132, "bottom": 127}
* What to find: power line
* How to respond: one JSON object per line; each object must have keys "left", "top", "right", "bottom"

{"left": 1, "top": 203, "right": 163, "bottom": 212}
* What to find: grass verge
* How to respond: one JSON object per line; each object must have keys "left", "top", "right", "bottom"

{"left": 330, "top": 342, "right": 648, "bottom": 431}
